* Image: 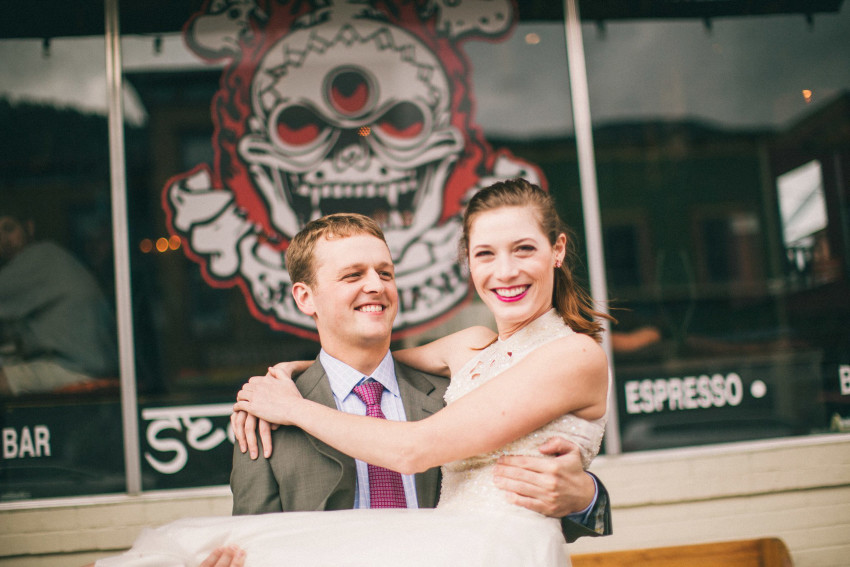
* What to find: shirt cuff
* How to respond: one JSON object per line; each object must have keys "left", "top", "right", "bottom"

{"left": 565, "top": 473, "right": 598, "bottom": 524}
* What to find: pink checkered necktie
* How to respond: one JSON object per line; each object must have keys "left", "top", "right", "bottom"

{"left": 352, "top": 380, "right": 408, "bottom": 509}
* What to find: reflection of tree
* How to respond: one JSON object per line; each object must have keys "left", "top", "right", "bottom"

{"left": 0, "top": 98, "right": 109, "bottom": 181}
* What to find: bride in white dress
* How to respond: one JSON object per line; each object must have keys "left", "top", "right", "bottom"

{"left": 97, "top": 179, "right": 612, "bottom": 567}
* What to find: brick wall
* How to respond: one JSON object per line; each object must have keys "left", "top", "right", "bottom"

{"left": 1, "top": 435, "right": 848, "bottom": 566}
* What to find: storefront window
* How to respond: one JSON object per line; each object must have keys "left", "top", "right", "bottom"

{"left": 0, "top": 30, "right": 125, "bottom": 500}
{"left": 4, "top": 1, "right": 846, "bottom": 503}
{"left": 583, "top": 6, "right": 850, "bottom": 451}
{"left": 118, "top": 1, "right": 582, "bottom": 490}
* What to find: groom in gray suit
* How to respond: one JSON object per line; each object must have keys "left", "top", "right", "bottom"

{"left": 230, "top": 213, "right": 611, "bottom": 542}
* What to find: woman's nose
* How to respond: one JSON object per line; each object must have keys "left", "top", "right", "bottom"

{"left": 494, "top": 255, "right": 519, "bottom": 279}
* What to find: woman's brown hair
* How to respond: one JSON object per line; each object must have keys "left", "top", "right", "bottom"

{"left": 460, "top": 178, "right": 614, "bottom": 342}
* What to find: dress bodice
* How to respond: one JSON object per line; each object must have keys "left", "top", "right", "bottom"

{"left": 437, "top": 309, "right": 606, "bottom": 516}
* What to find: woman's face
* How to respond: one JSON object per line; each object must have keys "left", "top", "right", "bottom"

{"left": 467, "top": 206, "right": 565, "bottom": 338}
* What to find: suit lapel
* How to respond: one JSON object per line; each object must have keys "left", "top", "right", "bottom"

{"left": 296, "top": 361, "right": 356, "bottom": 504}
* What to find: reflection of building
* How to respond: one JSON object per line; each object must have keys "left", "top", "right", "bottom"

{"left": 1, "top": 1, "right": 849, "bottom": 566}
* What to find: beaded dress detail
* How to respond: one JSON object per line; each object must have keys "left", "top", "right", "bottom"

{"left": 438, "top": 309, "right": 606, "bottom": 516}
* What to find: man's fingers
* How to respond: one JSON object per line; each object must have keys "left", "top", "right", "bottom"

{"left": 494, "top": 469, "right": 547, "bottom": 498}
{"left": 259, "top": 419, "right": 273, "bottom": 458}
{"left": 497, "top": 453, "right": 559, "bottom": 475}
{"left": 536, "top": 436, "right": 580, "bottom": 457}
{"left": 199, "top": 547, "right": 224, "bottom": 567}
{"left": 500, "top": 488, "right": 556, "bottom": 517}
{"left": 200, "top": 546, "right": 245, "bottom": 567}
{"left": 244, "top": 413, "right": 259, "bottom": 459}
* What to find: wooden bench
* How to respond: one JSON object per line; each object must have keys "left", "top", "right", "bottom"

{"left": 572, "top": 537, "right": 793, "bottom": 567}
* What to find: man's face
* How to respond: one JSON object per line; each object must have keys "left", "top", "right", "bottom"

{"left": 0, "top": 216, "right": 32, "bottom": 262}
{"left": 298, "top": 233, "right": 399, "bottom": 355}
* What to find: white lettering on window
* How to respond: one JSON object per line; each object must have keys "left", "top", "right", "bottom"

{"left": 624, "top": 373, "right": 746, "bottom": 414}
{"left": 840, "top": 365, "right": 850, "bottom": 396}
{"left": 1, "top": 425, "right": 52, "bottom": 459}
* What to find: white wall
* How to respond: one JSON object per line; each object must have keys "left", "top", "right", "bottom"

{"left": 1, "top": 435, "right": 848, "bottom": 566}
{"left": 569, "top": 434, "right": 850, "bottom": 567}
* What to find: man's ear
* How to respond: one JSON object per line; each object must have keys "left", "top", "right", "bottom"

{"left": 292, "top": 282, "right": 316, "bottom": 317}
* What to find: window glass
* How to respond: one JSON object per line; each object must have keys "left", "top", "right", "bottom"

{"left": 583, "top": 7, "right": 850, "bottom": 451}
{"left": 0, "top": 32, "right": 124, "bottom": 500}
{"left": 120, "top": 2, "right": 581, "bottom": 490}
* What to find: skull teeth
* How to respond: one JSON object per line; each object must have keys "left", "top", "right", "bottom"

{"left": 296, "top": 180, "right": 416, "bottom": 199}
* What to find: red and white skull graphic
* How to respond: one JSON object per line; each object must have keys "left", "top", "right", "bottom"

{"left": 164, "top": 0, "right": 543, "bottom": 339}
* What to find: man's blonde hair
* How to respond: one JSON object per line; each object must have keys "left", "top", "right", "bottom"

{"left": 285, "top": 213, "right": 387, "bottom": 286}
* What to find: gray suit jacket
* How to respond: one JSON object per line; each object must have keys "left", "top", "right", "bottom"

{"left": 231, "top": 358, "right": 448, "bottom": 513}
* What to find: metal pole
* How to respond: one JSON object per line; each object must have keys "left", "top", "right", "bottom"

{"left": 563, "top": 0, "right": 621, "bottom": 454}
{"left": 105, "top": 0, "right": 142, "bottom": 493}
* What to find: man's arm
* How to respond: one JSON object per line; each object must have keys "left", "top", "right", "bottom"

{"left": 561, "top": 472, "right": 611, "bottom": 542}
{"left": 230, "top": 436, "right": 282, "bottom": 515}
{"left": 492, "top": 437, "right": 612, "bottom": 541}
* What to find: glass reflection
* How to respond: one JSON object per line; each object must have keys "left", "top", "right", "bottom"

{"left": 583, "top": 7, "right": 850, "bottom": 451}
{"left": 0, "top": 33, "right": 124, "bottom": 500}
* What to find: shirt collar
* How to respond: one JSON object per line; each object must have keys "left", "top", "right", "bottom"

{"left": 320, "top": 349, "right": 400, "bottom": 400}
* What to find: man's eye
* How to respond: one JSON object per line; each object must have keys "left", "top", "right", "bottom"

{"left": 380, "top": 271, "right": 394, "bottom": 279}
{"left": 344, "top": 272, "right": 361, "bottom": 279}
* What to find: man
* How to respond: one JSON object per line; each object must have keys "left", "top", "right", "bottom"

{"left": 0, "top": 205, "right": 118, "bottom": 396}
{"left": 230, "top": 213, "right": 611, "bottom": 541}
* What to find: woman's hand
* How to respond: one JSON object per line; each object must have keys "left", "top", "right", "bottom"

{"left": 234, "top": 367, "right": 304, "bottom": 426}
{"left": 231, "top": 361, "right": 311, "bottom": 459}
{"left": 231, "top": 409, "right": 278, "bottom": 460}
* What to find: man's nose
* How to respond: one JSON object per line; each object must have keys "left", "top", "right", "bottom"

{"left": 362, "top": 269, "right": 385, "bottom": 293}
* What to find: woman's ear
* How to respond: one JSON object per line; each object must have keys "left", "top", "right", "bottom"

{"left": 554, "top": 233, "right": 567, "bottom": 265}
{"left": 292, "top": 282, "right": 316, "bottom": 317}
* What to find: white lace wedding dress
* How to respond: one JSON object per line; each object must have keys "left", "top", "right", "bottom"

{"left": 98, "top": 310, "right": 605, "bottom": 567}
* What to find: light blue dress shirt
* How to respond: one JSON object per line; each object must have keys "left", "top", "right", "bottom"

{"left": 319, "top": 349, "right": 419, "bottom": 509}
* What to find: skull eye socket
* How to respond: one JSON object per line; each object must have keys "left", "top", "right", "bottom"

{"left": 375, "top": 102, "right": 425, "bottom": 140}
{"left": 329, "top": 70, "right": 372, "bottom": 116}
{"left": 275, "top": 106, "right": 324, "bottom": 147}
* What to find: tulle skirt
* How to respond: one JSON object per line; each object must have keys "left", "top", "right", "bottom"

{"left": 96, "top": 508, "right": 570, "bottom": 567}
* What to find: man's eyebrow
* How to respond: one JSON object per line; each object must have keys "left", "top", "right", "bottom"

{"left": 335, "top": 261, "right": 394, "bottom": 275}
{"left": 336, "top": 263, "right": 366, "bottom": 274}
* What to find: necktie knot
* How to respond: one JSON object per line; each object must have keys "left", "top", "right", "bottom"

{"left": 353, "top": 380, "right": 384, "bottom": 408}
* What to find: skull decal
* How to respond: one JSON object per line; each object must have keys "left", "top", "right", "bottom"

{"left": 164, "top": 0, "right": 544, "bottom": 339}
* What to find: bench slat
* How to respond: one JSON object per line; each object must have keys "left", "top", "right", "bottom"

{"left": 571, "top": 537, "right": 792, "bottom": 567}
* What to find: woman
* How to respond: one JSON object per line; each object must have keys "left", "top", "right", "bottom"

{"left": 100, "top": 179, "right": 611, "bottom": 567}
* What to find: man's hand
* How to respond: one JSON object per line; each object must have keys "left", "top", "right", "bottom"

{"left": 200, "top": 545, "right": 245, "bottom": 567}
{"left": 493, "top": 437, "right": 595, "bottom": 518}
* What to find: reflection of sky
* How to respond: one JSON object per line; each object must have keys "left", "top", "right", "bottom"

{"left": 0, "top": 9, "right": 848, "bottom": 134}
